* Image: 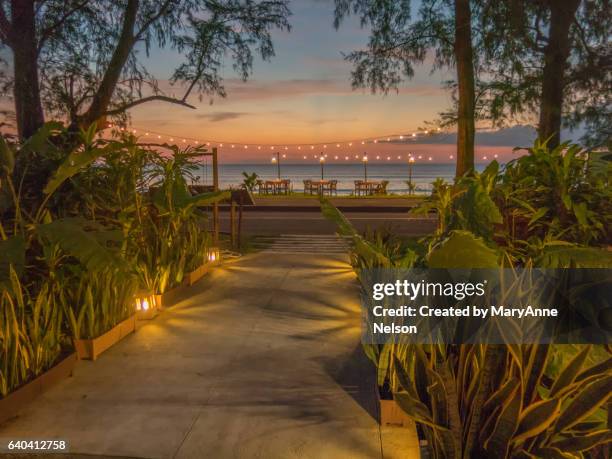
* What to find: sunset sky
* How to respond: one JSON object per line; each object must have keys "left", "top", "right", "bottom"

{"left": 128, "top": 0, "right": 529, "bottom": 163}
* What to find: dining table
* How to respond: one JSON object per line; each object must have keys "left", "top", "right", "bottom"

{"left": 355, "top": 181, "right": 381, "bottom": 196}
{"left": 310, "top": 180, "right": 331, "bottom": 195}
{"left": 264, "top": 179, "right": 290, "bottom": 195}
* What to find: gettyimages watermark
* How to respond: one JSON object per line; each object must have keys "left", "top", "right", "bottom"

{"left": 359, "top": 268, "right": 612, "bottom": 344}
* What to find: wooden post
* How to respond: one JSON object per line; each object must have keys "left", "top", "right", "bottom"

{"left": 230, "top": 200, "right": 237, "bottom": 249}
{"left": 212, "top": 147, "right": 219, "bottom": 242}
{"left": 237, "top": 194, "right": 244, "bottom": 251}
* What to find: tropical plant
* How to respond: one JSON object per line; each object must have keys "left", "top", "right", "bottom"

{"left": 242, "top": 172, "right": 259, "bottom": 192}
{"left": 64, "top": 267, "right": 138, "bottom": 340}
{"left": 0, "top": 267, "right": 66, "bottom": 397}
{"left": 321, "top": 199, "right": 612, "bottom": 458}
{"left": 498, "top": 141, "right": 611, "bottom": 250}
{"left": 1, "top": 124, "right": 227, "bottom": 398}
{"left": 134, "top": 145, "right": 229, "bottom": 293}
{"left": 404, "top": 180, "right": 417, "bottom": 195}
{"left": 393, "top": 342, "right": 612, "bottom": 458}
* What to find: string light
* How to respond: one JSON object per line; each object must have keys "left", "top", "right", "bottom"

{"left": 104, "top": 126, "right": 468, "bottom": 162}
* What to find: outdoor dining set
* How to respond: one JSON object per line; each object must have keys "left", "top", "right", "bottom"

{"left": 255, "top": 178, "right": 389, "bottom": 196}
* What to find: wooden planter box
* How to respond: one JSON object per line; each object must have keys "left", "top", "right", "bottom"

{"left": 136, "top": 308, "right": 158, "bottom": 321}
{"left": 156, "top": 261, "right": 219, "bottom": 309}
{"left": 378, "top": 389, "right": 414, "bottom": 427}
{"left": 0, "top": 353, "right": 77, "bottom": 425}
{"left": 184, "top": 263, "right": 211, "bottom": 286}
{"left": 74, "top": 315, "right": 136, "bottom": 360}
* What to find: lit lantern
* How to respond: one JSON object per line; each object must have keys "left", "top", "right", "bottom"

{"left": 134, "top": 290, "right": 159, "bottom": 320}
{"left": 207, "top": 247, "right": 221, "bottom": 264}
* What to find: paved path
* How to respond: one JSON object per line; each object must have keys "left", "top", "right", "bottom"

{"left": 219, "top": 211, "right": 436, "bottom": 236}
{"left": 253, "top": 234, "right": 351, "bottom": 254}
{"left": 0, "top": 253, "right": 419, "bottom": 459}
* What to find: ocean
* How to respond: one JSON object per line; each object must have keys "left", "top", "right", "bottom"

{"left": 194, "top": 163, "right": 487, "bottom": 195}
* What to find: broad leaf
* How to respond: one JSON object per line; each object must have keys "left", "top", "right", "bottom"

{"left": 427, "top": 230, "right": 499, "bottom": 268}
{"left": 513, "top": 398, "right": 560, "bottom": 443}
{"left": 555, "top": 375, "right": 612, "bottom": 432}
{"left": 550, "top": 430, "right": 612, "bottom": 452}
{"left": 44, "top": 144, "right": 112, "bottom": 196}
{"left": 35, "top": 218, "right": 120, "bottom": 272}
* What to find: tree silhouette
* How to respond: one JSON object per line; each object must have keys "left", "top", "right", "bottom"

{"left": 0, "top": 0, "right": 291, "bottom": 139}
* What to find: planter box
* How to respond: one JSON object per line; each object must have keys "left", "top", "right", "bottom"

{"left": 74, "top": 315, "right": 136, "bottom": 360}
{"left": 378, "top": 389, "right": 414, "bottom": 427}
{"left": 158, "top": 283, "right": 187, "bottom": 308}
{"left": 185, "top": 263, "right": 211, "bottom": 286}
{"left": 155, "top": 261, "right": 220, "bottom": 309}
{"left": 136, "top": 308, "right": 158, "bottom": 321}
{"left": 0, "top": 353, "right": 77, "bottom": 425}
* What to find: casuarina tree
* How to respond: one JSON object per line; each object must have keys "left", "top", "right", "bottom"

{"left": 0, "top": 0, "right": 291, "bottom": 139}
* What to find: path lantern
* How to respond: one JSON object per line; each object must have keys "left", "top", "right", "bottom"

{"left": 362, "top": 155, "right": 368, "bottom": 181}
{"left": 207, "top": 247, "right": 221, "bottom": 264}
{"left": 134, "top": 290, "right": 159, "bottom": 320}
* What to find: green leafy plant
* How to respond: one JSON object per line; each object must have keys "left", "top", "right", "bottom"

{"left": 64, "top": 267, "right": 138, "bottom": 340}
{"left": 242, "top": 171, "right": 259, "bottom": 191}
{"left": 0, "top": 267, "right": 65, "bottom": 397}
{"left": 321, "top": 199, "right": 612, "bottom": 458}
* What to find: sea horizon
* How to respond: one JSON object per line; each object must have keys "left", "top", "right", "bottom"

{"left": 194, "top": 162, "right": 490, "bottom": 194}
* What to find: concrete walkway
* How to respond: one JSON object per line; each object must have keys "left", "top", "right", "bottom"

{"left": 0, "top": 253, "right": 419, "bottom": 459}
